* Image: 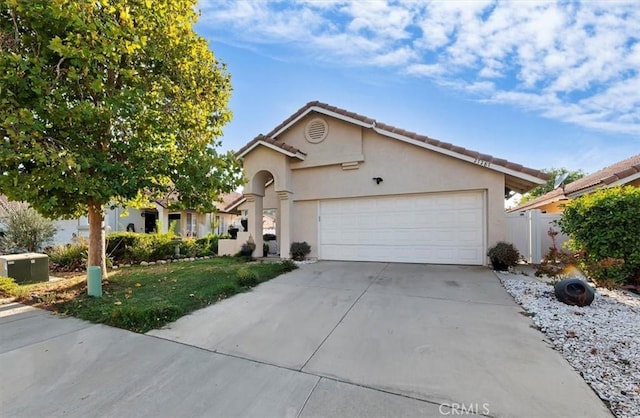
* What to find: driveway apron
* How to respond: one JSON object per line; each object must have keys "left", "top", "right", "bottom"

{"left": 151, "top": 261, "right": 611, "bottom": 418}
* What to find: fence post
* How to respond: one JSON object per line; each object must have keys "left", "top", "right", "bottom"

{"left": 528, "top": 209, "right": 542, "bottom": 264}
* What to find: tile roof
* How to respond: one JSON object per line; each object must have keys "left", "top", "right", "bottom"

{"left": 236, "top": 134, "right": 306, "bottom": 159}
{"left": 236, "top": 101, "right": 549, "bottom": 190}
{"left": 510, "top": 153, "right": 640, "bottom": 212}
{"left": 216, "top": 192, "right": 244, "bottom": 213}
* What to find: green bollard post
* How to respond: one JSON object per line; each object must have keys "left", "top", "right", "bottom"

{"left": 87, "top": 266, "right": 102, "bottom": 297}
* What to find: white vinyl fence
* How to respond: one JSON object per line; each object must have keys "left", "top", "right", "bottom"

{"left": 506, "top": 209, "right": 569, "bottom": 264}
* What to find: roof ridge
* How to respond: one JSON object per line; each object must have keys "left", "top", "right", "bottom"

{"left": 238, "top": 101, "right": 549, "bottom": 188}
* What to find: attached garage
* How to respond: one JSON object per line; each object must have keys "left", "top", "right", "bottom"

{"left": 319, "top": 191, "right": 485, "bottom": 265}
{"left": 235, "top": 101, "right": 548, "bottom": 264}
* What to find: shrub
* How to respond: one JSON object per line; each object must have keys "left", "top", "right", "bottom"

{"left": 0, "top": 203, "right": 56, "bottom": 253}
{"left": 535, "top": 248, "right": 579, "bottom": 280}
{"left": 236, "top": 268, "right": 259, "bottom": 287}
{"left": 238, "top": 241, "right": 256, "bottom": 259}
{"left": 290, "top": 241, "right": 311, "bottom": 261}
{"left": 0, "top": 276, "right": 20, "bottom": 296}
{"left": 487, "top": 241, "right": 519, "bottom": 270}
{"left": 280, "top": 259, "right": 298, "bottom": 272}
{"left": 195, "top": 234, "right": 219, "bottom": 256}
{"left": 559, "top": 186, "right": 640, "bottom": 286}
{"left": 46, "top": 239, "right": 88, "bottom": 271}
{"left": 106, "top": 232, "right": 138, "bottom": 264}
{"left": 125, "top": 233, "right": 177, "bottom": 263}
{"left": 179, "top": 238, "right": 202, "bottom": 258}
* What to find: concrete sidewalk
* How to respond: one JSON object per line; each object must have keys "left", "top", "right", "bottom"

{"left": 1, "top": 262, "right": 612, "bottom": 417}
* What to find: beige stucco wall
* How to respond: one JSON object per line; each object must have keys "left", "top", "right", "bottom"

{"left": 243, "top": 146, "right": 292, "bottom": 194}
{"left": 285, "top": 115, "right": 364, "bottom": 169}
{"left": 241, "top": 113, "right": 511, "bottom": 262}
{"left": 292, "top": 200, "right": 319, "bottom": 257}
{"left": 289, "top": 128, "right": 506, "bottom": 253}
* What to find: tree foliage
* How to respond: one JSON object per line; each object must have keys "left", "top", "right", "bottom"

{"left": 559, "top": 186, "right": 640, "bottom": 286}
{"left": 0, "top": 0, "right": 242, "bottom": 274}
{"left": 0, "top": 202, "right": 57, "bottom": 253}
{"left": 519, "top": 168, "right": 585, "bottom": 205}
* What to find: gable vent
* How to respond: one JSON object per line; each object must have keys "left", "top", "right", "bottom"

{"left": 305, "top": 118, "right": 328, "bottom": 143}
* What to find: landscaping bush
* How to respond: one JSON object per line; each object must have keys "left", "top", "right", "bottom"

{"left": 0, "top": 203, "right": 56, "bottom": 253}
{"left": 179, "top": 238, "right": 202, "bottom": 258}
{"left": 0, "top": 276, "right": 20, "bottom": 296}
{"left": 125, "top": 233, "right": 177, "bottom": 263}
{"left": 535, "top": 247, "right": 579, "bottom": 280}
{"left": 106, "top": 232, "right": 138, "bottom": 264}
{"left": 194, "top": 234, "right": 220, "bottom": 256}
{"left": 487, "top": 241, "right": 519, "bottom": 270}
{"left": 290, "top": 241, "right": 311, "bottom": 261}
{"left": 280, "top": 259, "right": 298, "bottom": 272}
{"left": 238, "top": 240, "right": 256, "bottom": 259}
{"left": 559, "top": 186, "right": 640, "bottom": 287}
{"left": 46, "top": 239, "right": 88, "bottom": 271}
{"left": 236, "top": 268, "right": 259, "bottom": 287}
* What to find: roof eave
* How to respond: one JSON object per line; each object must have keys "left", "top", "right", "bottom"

{"left": 237, "top": 141, "right": 306, "bottom": 160}
{"left": 373, "top": 126, "right": 547, "bottom": 190}
{"left": 269, "top": 105, "right": 374, "bottom": 139}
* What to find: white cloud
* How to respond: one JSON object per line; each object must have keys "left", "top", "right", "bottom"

{"left": 200, "top": 0, "right": 640, "bottom": 136}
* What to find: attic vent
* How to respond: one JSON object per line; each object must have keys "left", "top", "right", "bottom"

{"left": 305, "top": 118, "right": 328, "bottom": 143}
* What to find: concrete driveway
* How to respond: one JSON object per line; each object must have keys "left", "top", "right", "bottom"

{"left": 1, "top": 262, "right": 610, "bottom": 417}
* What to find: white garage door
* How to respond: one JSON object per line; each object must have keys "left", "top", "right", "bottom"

{"left": 319, "top": 191, "right": 485, "bottom": 265}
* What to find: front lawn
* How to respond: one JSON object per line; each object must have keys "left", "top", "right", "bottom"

{"left": 0, "top": 257, "right": 296, "bottom": 332}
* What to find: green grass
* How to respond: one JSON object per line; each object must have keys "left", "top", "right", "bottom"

{"left": 2, "top": 258, "right": 297, "bottom": 333}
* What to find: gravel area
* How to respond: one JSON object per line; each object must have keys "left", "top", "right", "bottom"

{"left": 498, "top": 273, "right": 640, "bottom": 418}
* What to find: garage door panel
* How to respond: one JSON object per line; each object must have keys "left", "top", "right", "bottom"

{"left": 319, "top": 192, "right": 485, "bottom": 265}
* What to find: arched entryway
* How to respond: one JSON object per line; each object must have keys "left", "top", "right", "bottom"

{"left": 244, "top": 169, "right": 293, "bottom": 259}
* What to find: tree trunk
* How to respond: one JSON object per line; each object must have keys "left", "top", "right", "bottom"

{"left": 87, "top": 200, "right": 107, "bottom": 279}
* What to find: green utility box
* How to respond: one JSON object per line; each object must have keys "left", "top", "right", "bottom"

{"left": 0, "top": 253, "right": 49, "bottom": 284}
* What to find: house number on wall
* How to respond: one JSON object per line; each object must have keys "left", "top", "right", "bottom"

{"left": 474, "top": 158, "right": 491, "bottom": 168}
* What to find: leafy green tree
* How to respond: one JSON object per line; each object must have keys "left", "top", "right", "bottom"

{"left": 0, "top": 202, "right": 57, "bottom": 253}
{"left": 559, "top": 186, "right": 640, "bottom": 286}
{"left": 0, "top": 0, "right": 242, "bottom": 277}
{"left": 518, "top": 168, "right": 585, "bottom": 205}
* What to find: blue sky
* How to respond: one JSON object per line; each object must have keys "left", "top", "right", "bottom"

{"left": 196, "top": 1, "right": 639, "bottom": 174}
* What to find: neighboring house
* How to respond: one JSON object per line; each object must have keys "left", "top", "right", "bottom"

{"left": 0, "top": 192, "right": 243, "bottom": 245}
{"left": 212, "top": 192, "right": 243, "bottom": 235}
{"left": 509, "top": 153, "right": 640, "bottom": 214}
{"left": 235, "top": 101, "right": 547, "bottom": 264}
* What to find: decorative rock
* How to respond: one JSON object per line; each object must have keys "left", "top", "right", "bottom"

{"left": 498, "top": 272, "right": 640, "bottom": 418}
{"left": 140, "top": 261, "right": 149, "bottom": 266}
{"left": 158, "top": 260, "right": 167, "bottom": 265}
{"left": 148, "top": 261, "right": 156, "bottom": 265}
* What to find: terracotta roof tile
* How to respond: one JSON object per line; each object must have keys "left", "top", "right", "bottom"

{"left": 239, "top": 101, "right": 549, "bottom": 183}
{"left": 236, "top": 134, "right": 305, "bottom": 158}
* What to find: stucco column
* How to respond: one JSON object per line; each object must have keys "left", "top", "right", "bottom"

{"left": 277, "top": 191, "right": 293, "bottom": 259}
{"left": 245, "top": 193, "right": 263, "bottom": 258}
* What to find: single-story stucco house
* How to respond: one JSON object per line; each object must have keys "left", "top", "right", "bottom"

{"left": 234, "top": 101, "right": 548, "bottom": 264}
{"left": 0, "top": 192, "right": 242, "bottom": 246}
{"left": 509, "top": 153, "right": 640, "bottom": 214}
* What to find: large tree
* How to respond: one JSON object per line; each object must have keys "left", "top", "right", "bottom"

{"left": 0, "top": 0, "right": 242, "bottom": 277}
{"left": 518, "top": 167, "right": 585, "bottom": 205}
